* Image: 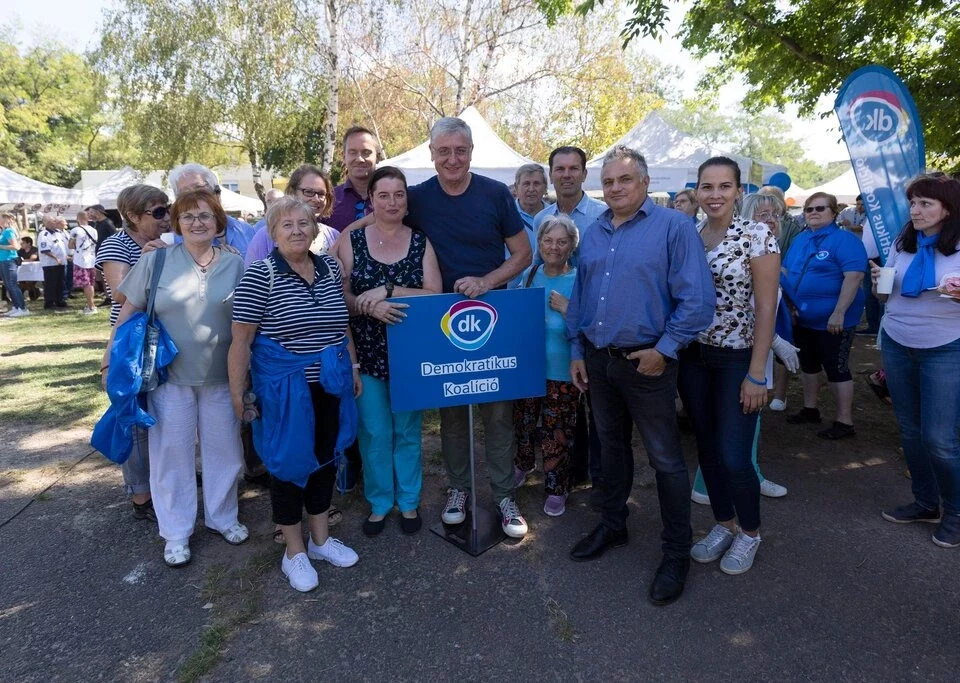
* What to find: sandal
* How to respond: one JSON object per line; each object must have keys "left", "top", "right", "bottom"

{"left": 866, "top": 371, "right": 892, "bottom": 405}
{"left": 163, "top": 541, "right": 192, "bottom": 567}
{"left": 273, "top": 527, "right": 285, "bottom": 545}
{"left": 328, "top": 506, "right": 343, "bottom": 527}
{"left": 207, "top": 522, "right": 249, "bottom": 545}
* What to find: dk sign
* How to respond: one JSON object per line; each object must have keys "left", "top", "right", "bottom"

{"left": 386, "top": 289, "right": 546, "bottom": 412}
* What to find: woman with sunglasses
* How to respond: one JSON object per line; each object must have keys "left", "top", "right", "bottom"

{"left": 95, "top": 184, "right": 172, "bottom": 524}
{"left": 102, "top": 188, "right": 247, "bottom": 567}
{"left": 782, "top": 192, "right": 867, "bottom": 440}
{"left": 873, "top": 175, "right": 960, "bottom": 548}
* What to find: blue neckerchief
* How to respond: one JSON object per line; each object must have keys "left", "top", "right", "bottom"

{"left": 901, "top": 232, "right": 938, "bottom": 298}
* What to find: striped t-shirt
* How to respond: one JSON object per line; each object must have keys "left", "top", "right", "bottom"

{"left": 95, "top": 230, "right": 143, "bottom": 326}
{"left": 233, "top": 251, "right": 349, "bottom": 383}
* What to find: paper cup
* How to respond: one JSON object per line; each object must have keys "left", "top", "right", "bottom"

{"left": 159, "top": 232, "right": 175, "bottom": 246}
{"left": 877, "top": 267, "right": 896, "bottom": 295}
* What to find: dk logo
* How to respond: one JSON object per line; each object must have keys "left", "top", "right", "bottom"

{"left": 440, "top": 300, "right": 498, "bottom": 351}
{"left": 850, "top": 90, "right": 907, "bottom": 143}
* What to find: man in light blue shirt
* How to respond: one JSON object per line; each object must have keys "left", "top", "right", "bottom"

{"left": 507, "top": 163, "right": 547, "bottom": 286}
{"left": 533, "top": 146, "right": 607, "bottom": 266}
{"left": 168, "top": 163, "right": 257, "bottom": 258}
{"left": 566, "top": 145, "right": 714, "bottom": 608}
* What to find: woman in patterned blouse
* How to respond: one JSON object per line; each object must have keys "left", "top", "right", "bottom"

{"left": 340, "top": 166, "right": 442, "bottom": 537}
{"left": 678, "top": 157, "right": 780, "bottom": 576}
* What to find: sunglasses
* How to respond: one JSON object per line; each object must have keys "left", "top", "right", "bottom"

{"left": 143, "top": 206, "right": 170, "bottom": 219}
{"left": 354, "top": 200, "right": 367, "bottom": 221}
{"left": 804, "top": 205, "right": 829, "bottom": 213}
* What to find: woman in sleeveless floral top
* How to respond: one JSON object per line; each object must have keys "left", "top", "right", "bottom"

{"left": 340, "top": 167, "right": 442, "bottom": 537}
{"left": 677, "top": 157, "right": 780, "bottom": 576}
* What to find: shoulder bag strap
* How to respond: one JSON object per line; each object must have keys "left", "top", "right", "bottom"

{"left": 525, "top": 263, "right": 541, "bottom": 288}
{"left": 146, "top": 248, "right": 166, "bottom": 323}
{"left": 265, "top": 255, "right": 276, "bottom": 297}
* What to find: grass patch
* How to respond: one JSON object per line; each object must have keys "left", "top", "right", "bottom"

{"left": 0, "top": 312, "right": 110, "bottom": 429}
{"left": 545, "top": 597, "right": 578, "bottom": 643}
{"left": 177, "top": 548, "right": 278, "bottom": 683}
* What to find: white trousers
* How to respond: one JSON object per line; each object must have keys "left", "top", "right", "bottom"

{"left": 147, "top": 382, "right": 243, "bottom": 542}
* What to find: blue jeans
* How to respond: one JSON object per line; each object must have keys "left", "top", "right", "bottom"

{"left": 881, "top": 331, "right": 960, "bottom": 515}
{"left": 678, "top": 343, "right": 761, "bottom": 531}
{"left": 585, "top": 345, "right": 691, "bottom": 560}
{"left": 122, "top": 425, "right": 151, "bottom": 496}
{"left": 357, "top": 375, "right": 423, "bottom": 515}
{"left": 0, "top": 260, "right": 25, "bottom": 310}
{"left": 693, "top": 416, "right": 763, "bottom": 494}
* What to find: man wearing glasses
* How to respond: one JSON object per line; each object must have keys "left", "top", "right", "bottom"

{"left": 168, "top": 164, "right": 256, "bottom": 257}
{"left": 328, "top": 126, "right": 381, "bottom": 232}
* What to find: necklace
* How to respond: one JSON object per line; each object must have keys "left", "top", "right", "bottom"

{"left": 190, "top": 248, "right": 216, "bottom": 272}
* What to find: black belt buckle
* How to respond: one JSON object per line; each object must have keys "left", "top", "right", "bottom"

{"left": 604, "top": 345, "right": 644, "bottom": 358}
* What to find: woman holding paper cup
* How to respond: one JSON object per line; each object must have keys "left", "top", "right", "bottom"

{"left": 782, "top": 192, "right": 867, "bottom": 440}
{"left": 872, "top": 175, "right": 960, "bottom": 548}
{"left": 103, "top": 188, "right": 247, "bottom": 567}
{"left": 341, "top": 166, "right": 442, "bottom": 536}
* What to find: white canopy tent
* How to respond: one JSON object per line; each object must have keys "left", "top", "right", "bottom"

{"left": 219, "top": 187, "right": 264, "bottom": 213}
{"left": 0, "top": 165, "right": 93, "bottom": 206}
{"left": 584, "top": 112, "right": 788, "bottom": 193}
{"left": 380, "top": 106, "right": 546, "bottom": 186}
{"left": 84, "top": 166, "right": 263, "bottom": 213}
{"left": 793, "top": 167, "right": 860, "bottom": 205}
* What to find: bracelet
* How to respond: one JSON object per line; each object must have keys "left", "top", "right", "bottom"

{"left": 744, "top": 373, "right": 766, "bottom": 386}
{"left": 99, "top": 365, "right": 109, "bottom": 373}
{"left": 351, "top": 363, "right": 360, "bottom": 369}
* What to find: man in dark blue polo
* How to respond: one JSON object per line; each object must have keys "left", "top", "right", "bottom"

{"left": 566, "top": 145, "right": 714, "bottom": 606}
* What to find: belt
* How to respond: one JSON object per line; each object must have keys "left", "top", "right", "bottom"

{"left": 587, "top": 340, "right": 656, "bottom": 358}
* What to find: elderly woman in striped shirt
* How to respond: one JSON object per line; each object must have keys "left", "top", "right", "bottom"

{"left": 228, "top": 197, "right": 362, "bottom": 593}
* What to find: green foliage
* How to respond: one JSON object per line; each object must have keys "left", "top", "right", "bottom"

{"left": 541, "top": 0, "right": 960, "bottom": 170}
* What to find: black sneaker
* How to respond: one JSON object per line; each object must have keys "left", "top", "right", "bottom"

{"left": 933, "top": 514, "right": 960, "bottom": 548}
{"left": 786, "top": 407, "right": 821, "bottom": 424}
{"left": 132, "top": 498, "right": 157, "bottom": 522}
{"left": 881, "top": 502, "right": 940, "bottom": 524}
{"left": 817, "top": 421, "right": 856, "bottom": 440}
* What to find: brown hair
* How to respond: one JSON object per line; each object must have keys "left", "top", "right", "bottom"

{"left": 171, "top": 188, "right": 227, "bottom": 237}
{"left": 897, "top": 175, "right": 960, "bottom": 255}
{"left": 116, "top": 184, "right": 171, "bottom": 231}
{"left": 803, "top": 192, "right": 839, "bottom": 217}
{"left": 285, "top": 164, "right": 334, "bottom": 218}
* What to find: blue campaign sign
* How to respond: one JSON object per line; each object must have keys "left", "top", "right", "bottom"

{"left": 386, "top": 288, "right": 546, "bottom": 412}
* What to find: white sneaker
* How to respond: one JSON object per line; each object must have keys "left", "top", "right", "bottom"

{"left": 720, "top": 531, "right": 762, "bottom": 575}
{"left": 308, "top": 536, "right": 359, "bottom": 567}
{"left": 691, "top": 523, "right": 735, "bottom": 563}
{"left": 81, "top": 306, "right": 98, "bottom": 315}
{"left": 769, "top": 398, "right": 787, "bottom": 412}
{"left": 6, "top": 307, "right": 28, "bottom": 318}
{"left": 442, "top": 488, "right": 468, "bottom": 524}
{"left": 760, "top": 479, "right": 788, "bottom": 498}
{"left": 282, "top": 551, "right": 318, "bottom": 592}
{"left": 691, "top": 489, "right": 711, "bottom": 505}
{"left": 498, "top": 497, "right": 528, "bottom": 538}
{"left": 163, "top": 540, "right": 191, "bottom": 567}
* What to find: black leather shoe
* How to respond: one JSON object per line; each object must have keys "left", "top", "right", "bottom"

{"left": 569, "top": 524, "right": 628, "bottom": 561}
{"left": 648, "top": 557, "right": 690, "bottom": 606}
{"left": 399, "top": 511, "right": 422, "bottom": 535}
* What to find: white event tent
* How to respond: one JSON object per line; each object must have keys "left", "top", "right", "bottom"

{"left": 584, "top": 112, "right": 788, "bottom": 194}
{"left": 380, "top": 106, "right": 546, "bottom": 186}
{"left": 793, "top": 167, "right": 860, "bottom": 205}
{"left": 0, "top": 165, "right": 93, "bottom": 206}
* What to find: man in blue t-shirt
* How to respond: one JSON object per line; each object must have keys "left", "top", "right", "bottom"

{"left": 405, "top": 116, "right": 533, "bottom": 539}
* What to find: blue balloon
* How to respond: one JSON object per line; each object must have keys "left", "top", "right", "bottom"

{"left": 744, "top": 183, "right": 760, "bottom": 194}
{"left": 768, "top": 172, "right": 792, "bottom": 192}
{"left": 685, "top": 182, "right": 697, "bottom": 189}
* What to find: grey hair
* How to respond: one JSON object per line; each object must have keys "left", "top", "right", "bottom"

{"left": 515, "top": 163, "right": 547, "bottom": 187}
{"left": 537, "top": 213, "right": 579, "bottom": 252}
{"left": 741, "top": 193, "right": 785, "bottom": 224}
{"left": 600, "top": 145, "right": 649, "bottom": 179}
{"left": 168, "top": 163, "right": 219, "bottom": 196}
{"left": 430, "top": 116, "right": 473, "bottom": 145}
{"left": 265, "top": 196, "right": 319, "bottom": 243}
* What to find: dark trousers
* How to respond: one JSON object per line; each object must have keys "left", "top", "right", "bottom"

{"left": 677, "top": 343, "right": 761, "bottom": 531}
{"left": 862, "top": 259, "right": 883, "bottom": 332}
{"left": 42, "top": 265, "right": 66, "bottom": 308}
{"left": 585, "top": 346, "right": 692, "bottom": 559}
{"left": 64, "top": 262, "right": 73, "bottom": 299}
{"left": 270, "top": 383, "right": 340, "bottom": 525}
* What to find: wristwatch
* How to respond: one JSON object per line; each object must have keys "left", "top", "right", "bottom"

{"left": 385, "top": 282, "right": 395, "bottom": 299}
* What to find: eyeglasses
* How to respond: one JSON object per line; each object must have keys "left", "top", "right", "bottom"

{"left": 354, "top": 200, "right": 367, "bottom": 221}
{"left": 298, "top": 188, "right": 327, "bottom": 200}
{"left": 142, "top": 206, "right": 170, "bottom": 220}
{"left": 804, "top": 205, "right": 829, "bottom": 213}
{"left": 179, "top": 212, "right": 215, "bottom": 224}
{"left": 754, "top": 211, "right": 777, "bottom": 221}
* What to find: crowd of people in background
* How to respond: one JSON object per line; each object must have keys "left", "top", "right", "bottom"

{"left": 7, "top": 114, "right": 957, "bottom": 605}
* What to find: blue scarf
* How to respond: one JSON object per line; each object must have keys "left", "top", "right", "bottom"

{"left": 900, "top": 232, "right": 939, "bottom": 298}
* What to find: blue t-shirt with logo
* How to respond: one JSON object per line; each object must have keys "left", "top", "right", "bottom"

{"left": 407, "top": 174, "right": 524, "bottom": 293}
{"left": 782, "top": 223, "right": 867, "bottom": 330}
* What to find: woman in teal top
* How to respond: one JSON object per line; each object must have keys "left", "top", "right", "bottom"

{"left": 512, "top": 214, "right": 579, "bottom": 517}
{"left": 0, "top": 212, "right": 28, "bottom": 317}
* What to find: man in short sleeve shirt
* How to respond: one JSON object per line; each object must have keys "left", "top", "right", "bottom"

{"left": 405, "top": 116, "right": 533, "bottom": 538}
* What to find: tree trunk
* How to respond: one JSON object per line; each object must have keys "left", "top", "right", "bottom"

{"left": 248, "top": 147, "right": 266, "bottom": 204}
{"left": 322, "top": 0, "right": 341, "bottom": 175}
{"left": 454, "top": 0, "right": 475, "bottom": 114}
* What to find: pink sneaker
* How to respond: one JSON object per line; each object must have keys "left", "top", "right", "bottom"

{"left": 514, "top": 466, "right": 533, "bottom": 488}
{"left": 543, "top": 493, "right": 568, "bottom": 517}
